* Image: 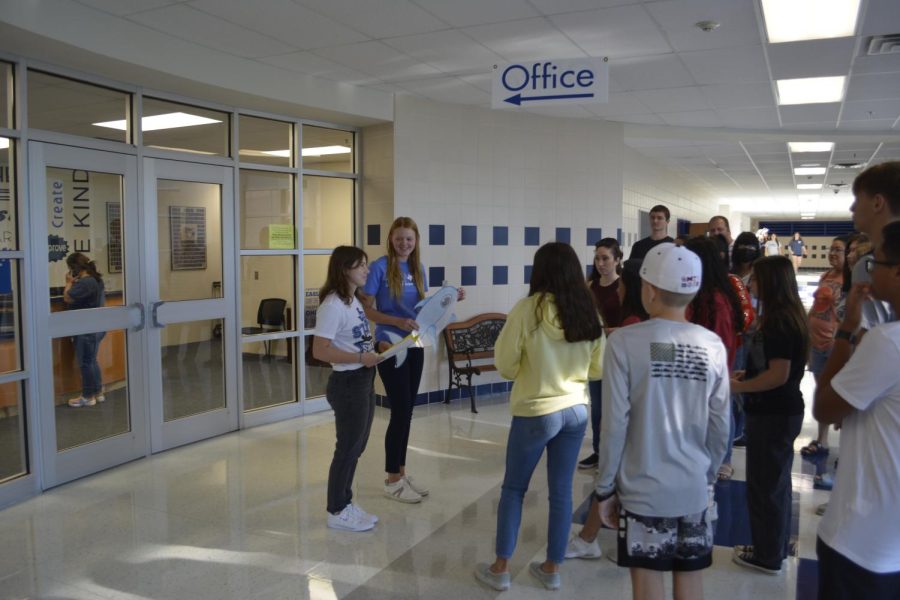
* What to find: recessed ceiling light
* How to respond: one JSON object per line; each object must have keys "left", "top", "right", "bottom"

{"left": 301, "top": 145, "right": 352, "bottom": 157}
{"left": 794, "top": 167, "right": 827, "bottom": 175}
{"left": 777, "top": 76, "right": 846, "bottom": 105}
{"left": 789, "top": 142, "right": 834, "bottom": 153}
{"left": 800, "top": 163, "right": 821, "bottom": 167}
{"left": 94, "top": 112, "right": 221, "bottom": 131}
{"left": 761, "top": 0, "right": 860, "bottom": 43}
{"left": 797, "top": 183, "right": 823, "bottom": 190}
{"left": 801, "top": 216, "right": 816, "bottom": 220}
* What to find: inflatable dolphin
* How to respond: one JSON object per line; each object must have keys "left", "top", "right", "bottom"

{"left": 379, "top": 285, "right": 458, "bottom": 367}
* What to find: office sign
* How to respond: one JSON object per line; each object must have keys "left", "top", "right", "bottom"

{"left": 492, "top": 57, "right": 609, "bottom": 109}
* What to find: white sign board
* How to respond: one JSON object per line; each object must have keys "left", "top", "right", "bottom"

{"left": 492, "top": 57, "right": 609, "bottom": 109}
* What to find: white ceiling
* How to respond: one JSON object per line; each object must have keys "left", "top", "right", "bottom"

{"left": 38, "top": 0, "right": 900, "bottom": 216}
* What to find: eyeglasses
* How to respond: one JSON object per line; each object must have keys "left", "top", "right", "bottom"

{"left": 828, "top": 247, "right": 844, "bottom": 253}
{"left": 865, "top": 257, "right": 899, "bottom": 273}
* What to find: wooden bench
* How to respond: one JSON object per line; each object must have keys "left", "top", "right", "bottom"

{"left": 443, "top": 312, "right": 506, "bottom": 413}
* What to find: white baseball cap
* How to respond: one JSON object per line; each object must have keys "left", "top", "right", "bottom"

{"left": 640, "top": 243, "right": 702, "bottom": 294}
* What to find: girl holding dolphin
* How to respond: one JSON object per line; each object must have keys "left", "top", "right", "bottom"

{"left": 362, "top": 216, "right": 465, "bottom": 503}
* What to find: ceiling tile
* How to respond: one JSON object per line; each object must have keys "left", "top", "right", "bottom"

{"left": 530, "top": 0, "right": 642, "bottom": 16}
{"left": 838, "top": 118, "right": 898, "bottom": 131}
{"left": 644, "top": 0, "right": 761, "bottom": 52}
{"left": 550, "top": 4, "right": 672, "bottom": 59}
{"left": 463, "top": 17, "right": 586, "bottom": 62}
{"left": 659, "top": 109, "right": 723, "bottom": 127}
{"left": 852, "top": 54, "right": 900, "bottom": 76}
{"left": 840, "top": 98, "right": 900, "bottom": 122}
{"left": 609, "top": 54, "right": 695, "bottom": 90}
{"left": 680, "top": 45, "right": 769, "bottom": 84}
{"left": 780, "top": 103, "right": 841, "bottom": 124}
{"left": 296, "top": 0, "right": 448, "bottom": 38}
{"left": 188, "top": 0, "right": 369, "bottom": 49}
{"left": 702, "top": 82, "right": 775, "bottom": 109}
{"left": 767, "top": 38, "right": 856, "bottom": 80}
{"left": 76, "top": 0, "right": 180, "bottom": 16}
{"left": 127, "top": 4, "right": 297, "bottom": 58}
{"left": 715, "top": 106, "right": 781, "bottom": 129}
{"left": 458, "top": 73, "right": 493, "bottom": 92}
{"left": 413, "top": 0, "right": 540, "bottom": 27}
{"left": 584, "top": 92, "right": 653, "bottom": 116}
{"left": 615, "top": 113, "right": 666, "bottom": 124}
{"left": 395, "top": 77, "right": 491, "bottom": 105}
{"left": 846, "top": 73, "right": 900, "bottom": 101}
{"left": 314, "top": 41, "right": 443, "bottom": 81}
{"left": 743, "top": 141, "right": 788, "bottom": 153}
{"left": 259, "top": 52, "right": 374, "bottom": 83}
{"left": 522, "top": 104, "right": 595, "bottom": 118}
{"left": 383, "top": 30, "right": 503, "bottom": 73}
{"left": 859, "top": 0, "right": 900, "bottom": 36}
{"left": 634, "top": 86, "right": 710, "bottom": 113}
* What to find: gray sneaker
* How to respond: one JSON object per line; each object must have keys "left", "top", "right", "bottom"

{"left": 474, "top": 563, "right": 510, "bottom": 591}
{"left": 565, "top": 534, "right": 602, "bottom": 559}
{"left": 529, "top": 562, "right": 561, "bottom": 590}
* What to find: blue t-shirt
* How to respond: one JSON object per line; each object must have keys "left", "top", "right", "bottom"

{"left": 362, "top": 256, "right": 428, "bottom": 342}
{"left": 788, "top": 239, "right": 804, "bottom": 256}
{"left": 66, "top": 276, "right": 105, "bottom": 310}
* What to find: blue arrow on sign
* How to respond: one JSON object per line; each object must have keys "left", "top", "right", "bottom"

{"left": 504, "top": 92, "right": 595, "bottom": 106}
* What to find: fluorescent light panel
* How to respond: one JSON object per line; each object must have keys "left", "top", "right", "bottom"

{"left": 0, "top": 137, "right": 8, "bottom": 149}
{"left": 94, "top": 112, "right": 221, "bottom": 131}
{"left": 761, "top": 0, "right": 860, "bottom": 43}
{"left": 301, "top": 145, "right": 351, "bottom": 157}
{"left": 794, "top": 167, "right": 827, "bottom": 175}
{"left": 797, "top": 183, "right": 823, "bottom": 190}
{"left": 789, "top": 142, "right": 834, "bottom": 153}
{"left": 777, "top": 76, "right": 846, "bottom": 105}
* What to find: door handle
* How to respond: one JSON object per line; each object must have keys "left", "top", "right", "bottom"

{"left": 151, "top": 301, "right": 166, "bottom": 328}
{"left": 129, "top": 302, "right": 146, "bottom": 331}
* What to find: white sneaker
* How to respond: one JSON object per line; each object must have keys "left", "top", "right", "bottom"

{"left": 95, "top": 394, "right": 106, "bottom": 403}
{"left": 384, "top": 478, "right": 422, "bottom": 503}
{"left": 327, "top": 504, "right": 374, "bottom": 532}
{"left": 349, "top": 502, "right": 378, "bottom": 524}
{"left": 565, "top": 534, "right": 602, "bottom": 559}
{"left": 403, "top": 474, "right": 429, "bottom": 496}
{"left": 68, "top": 396, "right": 96, "bottom": 408}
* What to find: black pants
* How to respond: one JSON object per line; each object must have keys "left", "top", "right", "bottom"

{"left": 377, "top": 347, "right": 424, "bottom": 474}
{"left": 745, "top": 413, "right": 803, "bottom": 567}
{"left": 326, "top": 366, "right": 376, "bottom": 514}
{"left": 817, "top": 537, "right": 900, "bottom": 600}
{"left": 588, "top": 379, "right": 602, "bottom": 454}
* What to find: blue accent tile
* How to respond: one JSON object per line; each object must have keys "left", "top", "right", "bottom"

{"left": 429, "top": 224, "right": 445, "bottom": 245}
{"left": 429, "top": 267, "right": 445, "bottom": 287}
{"left": 586, "top": 227, "right": 603, "bottom": 246}
{"left": 524, "top": 226, "right": 540, "bottom": 246}
{"left": 367, "top": 224, "right": 380, "bottom": 246}
{"left": 477, "top": 383, "right": 492, "bottom": 396}
{"left": 586, "top": 264, "right": 594, "bottom": 278}
{"left": 461, "top": 266, "right": 477, "bottom": 286}
{"left": 796, "top": 559, "right": 818, "bottom": 600}
{"left": 507, "top": 381, "right": 514, "bottom": 391}
{"left": 414, "top": 392, "right": 429, "bottom": 406}
{"left": 524, "top": 265, "right": 533, "bottom": 283}
{"left": 616, "top": 228, "right": 623, "bottom": 244}
{"left": 492, "top": 382, "right": 506, "bottom": 393}
{"left": 556, "top": 227, "right": 571, "bottom": 244}
{"left": 428, "top": 391, "right": 444, "bottom": 404}
{"left": 461, "top": 225, "right": 477, "bottom": 245}
{"left": 450, "top": 388, "right": 461, "bottom": 400}
{"left": 493, "top": 226, "right": 508, "bottom": 246}
{"left": 493, "top": 265, "right": 508, "bottom": 285}
{"left": 712, "top": 480, "right": 800, "bottom": 553}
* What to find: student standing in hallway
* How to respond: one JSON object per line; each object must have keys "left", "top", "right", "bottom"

{"left": 63, "top": 252, "right": 107, "bottom": 408}
{"left": 474, "top": 242, "right": 603, "bottom": 592}
{"left": 313, "top": 246, "right": 381, "bottom": 532}
{"left": 629, "top": 205, "right": 674, "bottom": 260}
{"left": 362, "top": 217, "right": 464, "bottom": 504}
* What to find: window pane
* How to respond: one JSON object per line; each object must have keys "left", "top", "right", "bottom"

{"left": 239, "top": 115, "right": 292, "bottom": 167}
{"left": 243, "top": 338, "right": 297, "bottom": 411}
{"left": 302, "top": 176, "right": 353, "bottom": 249}
{"left": 46, "top": 168, "right": 124, "bottom": 309}
{"left": 304, "top": 334, "right": 330, "bottom": 399}
{"left": 158, "top": 180, "right": 222, "bottom": 302}
{"left": 241, "top": 255, "right": 295, "bottom": 334}
{"left": 0, "top": 381, "right": 26, "bottom": 482}
{"left": 303, "top": 255, "right": 331, "bottom": 399}
{"left": 302, "top": 125, "right": 353, "bottom": 172}
{"left": 1, "top": 137, "right": 17, "bottom": 250}
{"left": 0, "top": 62, "right": 12, "bottom": 129}
{"left": 0, "top": 259, "right": 22, "bottom": 374}
{"left": 162, "top": 320, "right": 224, "bottom": 421}
{"left": 53, "top": 328, "right": 129, "bottom": 451}
{"left": 142, "top": 97, "right": 229, "bottom": 157}
{"left": 27, "top": 70, "right": 129, "bottom": 143}
{"left": 240, "top": 170, "right": 294, "bottom": 250}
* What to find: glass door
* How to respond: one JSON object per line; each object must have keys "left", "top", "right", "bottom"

{"left": 143, "top": 159, "right": 237, "bottom": 452}
{"left": 28, "top": 143, "right": 146, "bottom": 488}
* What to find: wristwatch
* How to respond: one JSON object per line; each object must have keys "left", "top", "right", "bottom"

{"left": 835, "top": 329, "right": 856, "bottom": 344}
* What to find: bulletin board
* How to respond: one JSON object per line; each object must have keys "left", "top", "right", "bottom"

{"left": 106, "top": 202, "right": 123, "bottom": 273}
{"left": 169, "top": 205, "right": 207, "bottom": 270}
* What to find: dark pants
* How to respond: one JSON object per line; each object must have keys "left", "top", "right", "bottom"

{"left": 326, "top": 366, "right": 376, "bottom": 514}
{"left": 588, "top": 379, "right": 603, "bottom": 454}
{"left": 745, "top": 413, "right": 803, "bottom": 567}
{"left": 73, "top": 331, "right": 105, "bottom": 397}
{"left": 817, "top": 537, "right": 900, "bottom": 600}
{"left": 377, "top": 347, "right": 424, "bottom": 474}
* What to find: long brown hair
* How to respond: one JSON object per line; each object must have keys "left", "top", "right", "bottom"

{"left": 529, "top": 242, "right": 603, "bottom": 343}
{"left": 319, "top": 246, "right": 368, "bottom": 305}
{"left": 752, "top": 256, "right": 809, "bottom": 360}
{"left": 386, "top": 217, "right": 425, "bottom": 301}
{"left": 66, "top": 252, "right": 103, "bottom": 285}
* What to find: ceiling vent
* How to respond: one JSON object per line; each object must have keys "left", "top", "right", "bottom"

{"left": 831, "top": 162, "right": 866, "bottom": 169}
{"left": 866, "top": 34, "right": 900, "bottom": 55}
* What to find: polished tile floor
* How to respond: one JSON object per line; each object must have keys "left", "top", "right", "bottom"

{"left": 0, "top": 372, "right": 832, "bottom": 599}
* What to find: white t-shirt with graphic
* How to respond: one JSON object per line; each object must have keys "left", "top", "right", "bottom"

{"left": 314, "top": 293, "right": 374, "bottom": 372}
{"left": 819, "top": 321, "right": 900, "bottom": 573}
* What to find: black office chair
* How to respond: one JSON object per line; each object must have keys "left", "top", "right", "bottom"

{"left": 242, "top": 298, "right": 287, "bottom": 358}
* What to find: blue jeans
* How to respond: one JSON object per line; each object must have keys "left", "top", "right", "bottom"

{"left": 495, "top": 404, "right": 588, "bottom": 564}
{"left": 73, "top": 332, "right": 105, "bottom": 397}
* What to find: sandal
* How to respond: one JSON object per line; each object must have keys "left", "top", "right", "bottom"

{"left": 801, "top": 441, "right": 829, "bottom": 456}
{"left": 717, "top": 463, "right": 734, "bottom": 481}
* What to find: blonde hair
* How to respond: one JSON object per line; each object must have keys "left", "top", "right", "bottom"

{"left": 386, "top": 217, "right": 425, "bottom": 300}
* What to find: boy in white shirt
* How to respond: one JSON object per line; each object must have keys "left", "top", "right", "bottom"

{"left": 595, "top": 243, "right": 730, "bottom": 600}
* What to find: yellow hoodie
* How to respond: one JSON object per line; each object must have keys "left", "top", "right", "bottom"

{"left": 495, "top": 293, "right": 605, "bottom": 417}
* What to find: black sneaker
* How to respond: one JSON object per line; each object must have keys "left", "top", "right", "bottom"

{"left": 732, "top": 549, "right": 781, "bottom": 575}
{"left": 732, "top": 437, "right": 747, "bottom": 447}
{"left": 578, "top": 453, "right": 599, "bottom": 469}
